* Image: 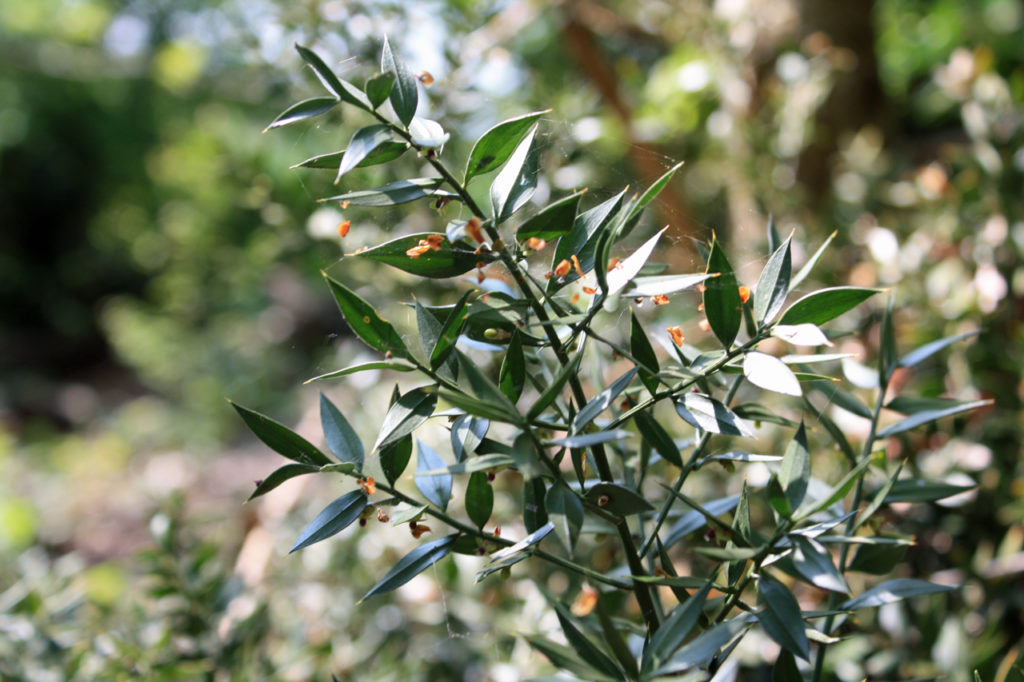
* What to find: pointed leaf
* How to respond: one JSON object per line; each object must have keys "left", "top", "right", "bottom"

{"left": 516, "top": 190, "right": 585, "bottom": 241}
{"left": 622, "top": 273, "right": 712, "bottom": 297}
{"left": 848, "top": 542, "right": 908, "bottom": 574}
{"left": 584, "top": 482, "right": 654, "bottom": 516}
{"left": 885, "top": 395, "right": 967, "bottom": 415}
{"left": 549, "top": 190, "right": 626, "bottom": 291}
{"left": 626, "top": 161, "right": 685, "bottom": 224}
{"left": 455, "top": 351, "right": 523, "bottom": 423}
{"left": 898, "top": 330, "right": 979, "bottom": 369}
{"left": 290, "top": 490, "right": 367, "bottom": 552}
{"left": 380, "top": 435, "right": 413, "bottom": 486}
{"left": 790, "top": 535, "right": 849, "bottom": 593}
{"left": 604, "top": 228, "right": 666, "bottom": 296}
{"left": 465, "top": 110, "right": 548, "bottom": 183}
{"left": 754, "top": 235, "right": 792, "bottom": 324}
{"left": 877, "top": 400, "right": 990, "bottom": 438}
{"left": 248, "top": 463, "right": 320, "bottom": 501}
{"left": 230, "top": 401, "right": 331, "bottom": 466}
{"left": 335, "top": 124, "right": 393, "bottom": 182}
{"left": 772, "top": 650, "right": 802, "bottom": 682}
{"left": 840, "top": 578, "right": 954, "bottom": 610}
{"left": 498, "top": 331, "right": 526, "bottom": 403}
{"left": 304, "top": 359, "right": 416, "bottom": 384}
{"left": 490, "top": 126, "right": 538, "bottom": 224}
{"left": 655, "top": 616, "right": 751, "bottom": 674}
{"left": 766, "top": 474, "right": 792, "bottom": 518}
{"left": 527, "top": 352, "right": 583, "bottom": 419}
{"left": 373, "top": 388, "right": 437, "bottom": 451}
{"left": 675, "top": 392, "right": 755, "bottom": 437}
{"left": 264, "top": 97, "right": 337, "bottom": 131}
{"left": 810, "top": 381, "right": 872, "bottom": 419}
{"left": 780, "top": 422, "right": 811, "bottom": 511}
{"left": 703, "top": 237, "right": 742, "bottom": 348}
{"left": 664, "top": 495, "right": 740, "bottom": 547}
{"left": 549, "top": 430, "right": 631, "bottom": 448}
{"left": 732, "top": 481, "right": 753, "bottom": 544}
{"left": 380, "top": 36, "right": 418, "bottom": 126}
{"left": 353, "top": 232, "right": 482, "bottom": 279}
{"left": 324, "top": 274, "right": 410, "bottom": 359}
{"left": 772, "top": 324, "right": 833, "bottom": 347}
{"left": 546, "top": 483, "right": 584, "bottom": 551}
{"left": 630, "top": 310, "right": 660, "bottom": 395}
{"left": 882, "top": 478, "right": 977, "bottom": 503}
{"left": 431, "top": 291, "right": 473, "bottom": 369}
{"left": 451, "top": 415, "right": 489, "bottom": 461}
{"left": 879, "top": 297, "right": 898, "bottom": 381}
{"left": 292, "top": 142, "right": 408, "bottom": 171}
{"left": 415, "top": 440, "right": 452, "bottom": 511}
{"left": 572, "top": 368, "right": 637, "bottom": 432}
{"left": 793, "top": 457, "right": 870, "bottom": 521}
{"left": 294, "top": 43, "right": 370, "bottom": 109}
{"left": 524, "top": 636, "right": 592, "bottom": 677}
{"left": 758, "top": 576, "right": 810, "bottom": 660}
{"left": 550, "top": 601, "right": 626, "bottom": 680}
{"left": 744, "top": 352, "right": 802, "bottom": 397}
{"left": 320, "top": 394, "right": 364, "bottom": 467}
{"left": 789, "top": 231, "right": 836, "bottom": 291}
{"left": 364, "top": 71, "right": 395, "bottom": 108}
{"left": 642, "top": 580, "right": 712, "bottom": 673}
{"left": 779, "top": 287, "right": 880, "bottom": 326}
{"left": 320, "top": 178, "right": 456, "bottom": 206}
{"left": 488, "top": 522, "right": 554, "bottom": 564}
{"left": 523, "top": 478, "right": 549, "bottom": 533}
{"left": 634, "top": 409, "right": 682, "bottom": 467}
{"left": 465, "top": 472, "right": 493, "bottom": 528}
{"left": 361, "top": 534, "right": 458, "bottom": 601}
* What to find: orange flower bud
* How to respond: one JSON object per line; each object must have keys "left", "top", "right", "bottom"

{"left": 466, "top": 217, "right": 484, "bottom": 244}
{"left": 417, "top": 71, "right": 435, "bottom": 85}
{"left": 571, "top": 585, "right": 599, "bottom": 617}
{"left": 570, "top": 254, "right": 586, "bottom": 278}
{"left": 358, "top": 476, "right": 376, "bottom": 495}
{"left": 607, "top": 257, "right": 622, "bottom": 271}
{"left": 376, "top": 507, "right": 390, "bottom": 523}
{"left": 526, "top": 237, "right": 547, "bottom": 250}
{"left": 411, "top": 523, "right": 432, "bottom": 539}
{"left": 667, "top": 325, "right": 684, "bottom": 347}
{"left": 571, "top": 293, "right": 580, "bottom": 305}
{"left": 738, "top": 285, "right": 751, "bottom": 304}
{"left": 340, "top": 200, "right": 350, "bottom": 209}
{"left": 696, "top": 284, "right": 707, "bottom": 293}
{"left": 337, "top": 220, "right": 351, "bottom": 238}
{"left": 492, "top": 526, "right": 501, "bottom": 537}
{"left": 582, "top": 286, "right": 597, "bottom": 295}
{"left": 553, "top": 259, "right": 572, "bottom": 278}
{"left": 652, "top": 294, "right": 669, "bottom": 306}
{"left": 426, "top": 233, "right": 444, "bottom": 251}
{"left": 697, "top": 303, "right": 705, "bottom": 311}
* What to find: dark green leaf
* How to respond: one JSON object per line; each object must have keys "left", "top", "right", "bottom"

{"left": 373, "top": 388, "right": 437, "bottom": 451}
{"left": 523, "top": 478, "right": 549, "bottom": 532}
{"left": 794, "top": 457, "right": 870, "bottom": 520}
{"left": 790, "top": 535, "right": 849, "bottom": 593}
{"left": 779, "top": 287, "right": 880, "bottom": 326}
{"left": 498, "top": 331, "right": 526, "bottom": 403}
{"left": 841, "top": 578, "right": 954, "bottom": 610}
{"left": 450, "top": 415, "right": 489, "bottom": 461}
{"left": 634, "top": 409, "right": 682, "bottom": 467}
{"left": 675, "top": 393, "right": 755, "bottom": 437}
{"left": 879, "top": 297, "right": 897, "bottom": 381}
{"left": 772, "top": 650, "right": 802, "bottom": 682}
{"left": 754, "top": 234, "right": 792, "bottom": 325}
{"left": 572, "top": 368, "right": 637, "bottom": 432}
{"left": 732, "top": 403, "right": 799, "bottom": 428}
{"left": 584, "top": 482, "right": 654, "bottom": 516}
{"left": 898, "top": 330, "right": 979, "bottom": 369}
{"left": 353, "top": 232, "right": 482, "bottom": 279}
{"left": 654, "top": 616, "right": 751, "bottom": 675}
{"left": 380, "top": 435, "right": 412, "bottom": 487}
{"left": 549, "top": 430, "right": 631, "bottom": 448}
{"left": 294, "top": 43, "right": 370, "bottom": 109}
{"left": 877, "top": 400, "right": 990, "bottom": 438}
{"left": 465, "top": 110, "right": 548, "bottom": 183}
{"left": 663, "top": 495, "right": 740, "bottom": 547}
{"left": 361, "top": 534, "right": 458, "bottom": 601}
{"left": 546, "top": 483, "right": 584, "bottom": 551}
{"left": 291, "top": 142, "right": 408, "bottom": 171}
{"left": 490, "top": 126, "right": 539, "bottom": 224}
{"left": 527, "top": 352, "right": 583, "bottom": 419}
{"left": 465, "top": 472, "right": 493, "bottom": 529}
{"left": 324, "top": 274, "right": 410, "bottom": 358}
{"left": 789, "top": 230, "right": 836, "bottom": 291}
{"left": 440, "top": 390, "right": 520, "bottom": 423}
{"left": 703, "top": 237, "right": 742, "bottom": 348}
{"left": 758, "top": 576, "right": 810, "bottom": 660}
{"left": 780, "top": 422, "right": 810, "bottom": 511}
{"left": 431, "top": 291, "right": 473, "bottom": 369}
{"left": 625, "top": 161, "right": 685, "bottom": 225}
{"left": 415, "top": 440, "right": 452, "bottom": 511}
{"left": 230, "top": 401, "right": 331, "bottom": 466}
{"left": 630, "top": 311, "right": 660, "bottom": 395}
{"left": 809, "top": 381, "right": 872, "bottom": 419}
{"left": 455, "top": 351, "right": 523, "bottom": 423}
{"left": 320, "top": 178, "right": 456, "bottom": 206}
{"left": 744, "top": 351, "right": 802, "bottom": 397}
{"left": 290, "top": 490, "right": 367, "bottom": 553}
{"left": 732, "top": 481, "right": 753, "bottom": 544}
{"left": 364, "top": 71, "right": 395, "bottom": 108}
{"left": 319, "top": 393, "right": 364, "bottom": 467}
{"left": 848, "top": 542, "right": 908, "bottom": 574}
{"left": 264, "top": 97, "right": 338, "bottom": 131}
{"left": 550, "top": 600, "right": 626, "bottom": 680}
{"left": 304, "top": 359, "right": 416, "bottom": 384}
{"left": 885, "top": 395, "right": 966, "bottom": 415}
{"left": 524, "top": 636, "right": 591, "bottom": 677}
{"left": 854, "top": 460, "right": 904, "bottom": 530}
{"left": 248, "top": 463, "right": 319, "bottom": 501}
{"left": 766, "top": 474, "right": 791, "bottom": 518}
{"left": 595, "top": 599, "right": 640, "bottom": 680}
{"left": 516, "top": 190, "right": 585, "bottom": 241}
{"left": 415, "top": 301, "right": 443, "bottom": 363}
{"left": 548, "top": 190, "right": 626, "bottom": 291}
{"left": 380, "top": 36, "right": 418, "bottom": 126}
{"left": 882, "top": 478, "right": 976, "bottom": 503}
{"left": 336, "top": 124, "right": 393, "bottom": 182}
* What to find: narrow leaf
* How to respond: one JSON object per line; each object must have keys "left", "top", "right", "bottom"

{"left": 877, "top": 400, "right": 990, "bottom": 438}
{"left": 450, "top": 414, "right": 489, "bottom": 461}
{"left": 758, "top": 576, "right": 810, "bottom": 660}
{"left": 789, "top": 230, "right": 836, "bottom": 291}
{"left": 572, "top": 368, "right": 638, "bottom": 432}
{"left": 354, "top": 233, "right": 482, "bottom": 279}
{"left": 634, "top": 409, "right": 682, "bottom": 467}
{"left": 627, "top": 161, "right": 685, "bottom": 223}
{"left": 551, "top": 601, "right": 626, "bottom": 680}
{"left": 466, "top": 110, "right": 548, "bottom": 183}
{"left": 744, "top": 352, "right": 802, "bottom": 396}
{"left": 772, "top": 324, "right": 833, "bottom": 347}
{"left": 549, "top": 430, "right": 631, "bottom": 448}
{"left": 675, "top": 392, "right": 755, "bottom": 437}
{"left": 291, "top": 142, "right": 409, "bottom": 171}
{"left": 546, "top": 483, "right": 584, "bottom": 551}
{"left": 295, "top": 43, "right": 370, "bottom": 109}
{"left": 304, "top": 359, "right": 416, "bottom": 384}
{"left": 498, "top": 331, "right": 526, "bottom": 403}
{"left": 898, "top": 330, "right": 979, "bottom": 369}
{"left": 335, "top": 124, "right": 393, "bottom": 182}
{"left": 754, "top": 235, "right": 792, "bottom": 324}
{"left": 380, "top": 435, "right": 412, "bottom": 486}
{"left": 324, "top": 274, "right": 410, "bottom": 358}
{"left": 663, "top": 495, "right": 740, "bottom": 547}
{"left": 810, "top": 381, "right": 872, "bottom": 419}
{"left": 780, "top": 422, "right": 811, "bottom": 511}
{"left": 527, "top": 352, "right": 583, "bottom": 419}
{"left": 630, "top": 310, "right": 660, "bottom": 395}
{"left": 364, "top": 71, "right": 395, "bottom": 108}
{"left": 882, "top": 478, "right": 977, "bottom": 503}
{"left": 584, "top": 482, "right": 654, "bottom": 516}
{"left": 848, "top": 542, "right": 908, "bottom": 574}
{"left": 373, "top": 388, "right": 437, "bottom": 451}
{"left": 490, "top": 126, "right": 539, "bottom": 224}
{"left": 465, "top": 472, "right": 494, "bottom": 528}
{"left": 361, "top": 534, "right": 458, "bottom": 601}
{"left": 655, "top": 616, "right": 751, "bottom": 674}
{"left": 488, "top": 522, "right": 554, "bottom": 563}
{"left": 290, "top": 490, "right": 367, "bottom": 552}
{"left": 248, "top": 463, "right": 319, "bottom": 501}
{"left": 456, "top": 351, "right": 523, "bottom": 423}
{"left": 779, "top": 287, "right": 880, "bottom": 326}
{"left": 319, "top": 178, "right": 456, "bottom": 206}
{"left": 548, "top": 190, "right": 626, "bottom": 291}
{"left": 703, "top": 236, "right": 742, "bottom": 348}
{"left": 230, "top": 401, "right": 331, "bottom": 466}
{"left": 622, "top": 273, "right": 712, "bottom": 297}
{"left": 644, "top": 579, "right": 713, "bottom": 673}
{"left": 380, "top": 36, "right": 418, "bottom": 126}
{"left": 431, "top": 291, "right": 473, "bottom": 369}
{"left": 604, "top": 228, "right": 666, "bottom": 296}
{"left": 415, "top": 440, "right": 452, "bottom": 511}
{"left": 840, "top": 578, "right": 954, "bottom": 610}
{"left": 320, "top": 394, "right": 364, "bottom": 467}
{"left": 264, "top": 97, "right": 337, "bottom": 131}
{"left": 790, "top": 535, "right": 849, "bottom": 593}
{"left": 516, "top": 190, "right": 585, "bottom": 241}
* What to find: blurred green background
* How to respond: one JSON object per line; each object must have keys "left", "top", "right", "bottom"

{"left": 1, "top": 0, "right": 1022, "bottom": 679}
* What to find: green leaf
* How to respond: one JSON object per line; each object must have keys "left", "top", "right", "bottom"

{"left": 415, "top": 440, "right": 452, "bottom": 511}
{"left": 754, "top": 234, "right": 792, "bottom": 325}
{"left": 498, "top": 331, "right": 526, "bottom": 403}
{"left": 465, "top": 109, "right": 549, "bottom": 184}
{"left": 373, "top": 388, "right": 437, "bottom": 451}
{"left": 248, "top": 463, "right": 319, "bottom": 501}
{"left": 732, "top": 480, "right": 753, "bottom": 545}
{"left": 319, "top": 394, "right": 364, "bottom": 467}
{"left": 263, "top": 97, "right": 338, "bottom": 131}
{"left": 732, "top": 403, "right": 799, "bottom": 428}
{"left": 455, "top": 351, "right": 523, "bottom": 424}
{"left": 319, "top": 178, "right": 456, "bottom": 206}
{"left": 789, "top": 230, "right": 836, "bottom": 291}
{"left": 793, "top": 457, "right": 870, "bottom": 521}
{"left": 549, "top": 430, "right": 631, "bottom": 448}
{"left": 882, "top": 478, "right": 976, "bottom": 503}
{"left": 584, "top": 482, "right": 654, "bottom": 516}
{"left": 336, "top": 124, "right": 393, "bottom": 182}
{"left": 595, "top": 599, "right": 640, "bottom": 680}
{"left": 675, "top": 392, "right": 755, "bottom": 437}
{"left": 663, "top": 495, "right": 740, "bottom": 547}
{"left": 877, "top": 400, "right": 990, "bottom": 438}
{"left": 630, "top": 310, "right": 660, "bottom": 395}
{"left": 604, "top": 228, "right": 667, "bottom": 297}
{"left": 324, "top": 274, "right": 411, "bottom": 358}
{"left": 854, "top": 460, "right": 904, "bottom": 530}
{"left": 879, "top": 297, "right": 898, "bottom": 381}
{"left": 548, "top": 190, "right": 626, "bottom": 291}
{"left": 634, "top": 409, "right": 682, "bottom": 467}
{"left": 524, "top": 636, "right": 593, "bottom": 678}
{"left": 527, "top": 352, "right": 583, "bottom": 420}
{"left": 380, "top": 436, "right": 413, "bottom": 486}
{"left": 431, "top": 291, "right": 473, "bottom": 369}
{"left": 758, "top": 576, "right": 810, "bottom": 660}
{"left": 884, "top": 395, "right": 966, "bottom": 415}
{"left": 361, "top": 534, "right": 458, "bottom": 601}
{"left": 779, "top": 287, "right": 880, "bottom": 326}
{"left": 780, "top": 422, "right": 811, "bottom": 511}
{"left": 706, "top": 451, "right": 782, "bottom": 464}
{"left": 810, "top": 381, "right": 872, "bottom": 419}
{"left": 290, "top": 490, "right": 367, "bottom": 553}
{"left": 550, "top": 600, "right": 626, "bottom": 680}
{"left": 380, "top": 36, "right": 418, "bottom": 126}
{"left": 898, "top": 330, "right": 979, "bottom": 369}
{"left": 695, "top": 545, "right": 761, "bottom": 560}
{"left": 772, "top": 650, "right": 802, "bottom": 682}
{"left": 292, "top": 142, "right": 408, "bottom": 171}
{"left": 486, "top": 522, "right": 553, "bottom": 564}
{"left": 294, "top": 43, "right": 370, "bottom": 109}
{"left": 572, "top": 368, "right": 637, "bottom": 432}
{"left": 304, "top": 359, "right": 416, "bottom": 384}
{"left": 790, "top": 535, "right": 849, "bottom": 593}
{"left": 622, "top": 273, "right": 712, "bottom": 297}
{"left": 546, "top": 483, "right": 584, "bottom": 551}
{"left": 744, "top": 351, "right": 802, "bottom": 397}
{"left": 450, "top": 415, "right": 489, "bottom": 461}
{"left": 653, "top": 616, "right": 751, "bottom": 675}
{"left": 390, "top": 504, "right": 428, "bottom": 526}
{"left": 465, "top": 472, "right": 493, "bottom": 529}
{"left": 364, "top": 71, "right": 396, "bottom": 108}
{"left": 523, "top": 478, "right": 549, "bottom": 532}
{"left": 841, "top": 578, "right": 954, "bottom": 610}
{"left": 429, "top": 453, "right": 513, "bottom": 475}
{"left": 230, "top": 401, "right": 331, "bottom": 466}
{"left": 354, "top": 233, "right": 483, "bottom": 279}
{"left": 766, "top": 474, "right": 791, "bottom": 518}
{"left": 516, "top": 190, "right": 585, "bottom": 241}
{"left": 703, "top": 236, "right": 742, "bottom": 348}
{"left": 490, "top": 126, "right": 539, "bottom": 224}
{"left": 440, "top": 390, "right": 518, "bottom": 423}
{"left": 625, "top": 161, "right": 685, "bottom": 225}
{"left": 848, "top": 542, "right": 908, "bottom": 574}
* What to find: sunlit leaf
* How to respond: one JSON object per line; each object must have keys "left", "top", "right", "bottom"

{"left": 841, "top": 578, "right": 954, "bottom": 610}
{"left": 304, "top": 359, "right": 416, "bottom": 384}
{"left": 361, "top": 534, "right": 458, "bottom": 601}
{"left": 431, "top": 291, "right": 473, "bottom": 369}
{"left": 548, "top": 190, "right": 626, "bottom": 291}
{"left": 881, "top": 478, "right": 977, "bottom": 503}
{"left": 248, "top": 463, "right": 319, "bottom": 501}
{"left": 789, "top": 230, "right": 836, "bottom": 291}
{"left": 324, "top": 274, "right": 410, "bottom": 358}
{"left": 319, "top": 178, "right": 457, "bottom": 206}
{"left": 295, "top": 43, "right": 370, "bottom": 109}
{"left": 703, "top": 236, "right": 742, "bottom": 348}
{"left": 291, "top": 142, "right": 408, "bottom": 170}
{"left": 621, "top": 273, "right": 712, "bottom": 297}
{"left": 548, "top": 430, "right": 631, "bottom": 448}
{"left": 364, "top": 71, "right": 396, "bottom": 108}
{"left": 465, "top": 110, "right": 549, "bottom": 183}
{"left": 790, "top": 535, "right": 849, "bottom": 593}
{"left": 898, "top": 330, "right": 979, "bottom": 369}
{"left": 490, "top": 126, "right": 539, "bottom": 224}
{"left": 572, "top": 368, "right": 637, "bottom": 432}
{"left": 335, "top": 124, "right": 393, "bottom": 182}
{"left": 772, "top": 324, "right": 833, "bottom": 347}
{"left": 380, "top": 36, "right": 418, "bottom": 126}
{"left": 546, "top": 482, "right": 583, "bottom": 551}
{"left": 877, "top": 400, "right": 990, "bottom": 438}
{"left": 779, "top": 287, "right": 880, "bottom": 326}
{"left": 353, "top": 233, "right": 482, "bottom": 279}
{"left": 675, "top": 392, "right": 755, "bottom": 437}
{"left": 516, "top": 190, "right": 585, "bottom": 241}
{"left": 450, "top": 414, "right": 489, "bottom": 461}
{"left": 744, "top": 351, "right": 802, "bottom": 396}
{"left": 264, "top": 97, "right": 338, "bottom": 131}
{"left": 584, "top": 482, "right": 654, "bottom": 516}
{"left": 373, "top": 388, "right": 437, "bottom": 451}
{"left": 754, "top": 234, "right": 791, "bottom": 324}
{"left": 290, "top": 490, "right": 367, "bottom": 552}
{"left": 780, "top": 422, "right": 810, "bottom": 511}
{"left": 604, "top": 228, "right": 666, "bottom": 296}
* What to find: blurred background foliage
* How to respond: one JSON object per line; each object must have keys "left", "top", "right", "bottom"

{"left": 0, "top": 0, "right": 1022, "bottom": 679}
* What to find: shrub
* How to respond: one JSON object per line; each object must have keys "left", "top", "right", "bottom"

{"left": 233, "top": 39, "right": 987, "bottom": 680}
